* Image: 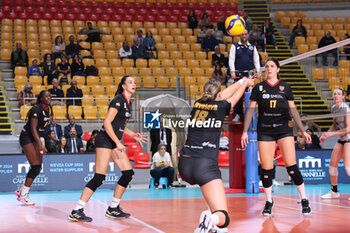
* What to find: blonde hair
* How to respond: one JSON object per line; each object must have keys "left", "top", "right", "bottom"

{"left": 201, "top": 79, "right": 221, "bottom": 101}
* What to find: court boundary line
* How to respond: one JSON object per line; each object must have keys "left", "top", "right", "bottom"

{"left": 96, "top": 200, "right": 165, "bottom": 233}
{"left": 274, "top": 195, "right": 350, "bottom": 210}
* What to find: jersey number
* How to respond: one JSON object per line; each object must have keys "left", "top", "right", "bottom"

{"left": 270, "top": 100, "right": 277, "bottom": 108}
{"left": 194, "top": 110, "right": 209, "bottom": 122}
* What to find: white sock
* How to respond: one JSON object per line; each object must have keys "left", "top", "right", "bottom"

{"left": 296, "top": 183, "right": 307, "bottom": 199}
{"left": 110, "top": 198, "right": 120, "bottom": 208}
{"left": 211, "top": 213, "right": 220, "bottom": 226}
{"left": 74, "top": 200, "right": 86, "bottom": 211}
{"left": 264, "top": 186, "right": 273, "bottom": 202}
{"left": 21, "top": 185, "right": 30, "bottom": 195}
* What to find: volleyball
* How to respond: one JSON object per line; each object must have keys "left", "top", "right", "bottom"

{"left": 225, "top": 15, "right": 246, "bottom": 36}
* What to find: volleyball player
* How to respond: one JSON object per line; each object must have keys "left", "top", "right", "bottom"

{"left": 68, "top": 76, "right": 147, "bottom": 222}
{"left": 179, "top": 78, "right": 254, "bottom": 233}
{"left": 320, "top": 88, "right": 350, "bottom": 200}
{"left": 15, "top": 90, "right": 52, "bottom": 205}
{"left": 241, "top": 58, "right": 312, "bottom": 216}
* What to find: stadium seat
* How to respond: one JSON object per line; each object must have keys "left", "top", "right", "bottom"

{"left": 166, "top": 68, "right": 178, "bottom": 77}
{"left": 80, "top": 85, "right": 91, "bottom": 95}
{"left": 68, "top": 106, "right": 83, "bottom": 120}
{"left": 106, "top": 85, "right": 118, "bottom": 96}
{"left": 98, "top": 105, "right": 108, "bottom": 119}
{"left": 197, "top": 76, "right": 208, "bottom": 86}
{"left": 174, "top": 59, "right": 186, "bottom": 68}
{"left": 139, "top": 68, "right": 152, "bottom": 77}
{"left": 15, "top": 67, "right": 27, "bottom": 76}
{"left": 136, "top": 59, "right": 148, "bottom": 68}
{"left": 122, "top": 59, "right": 134, "bottom": 67}
{"left": 185, "top": 76, "right": 196, "bottom": 86}
{"left": 218, "top": 151, "right": 229, "bottom": 167}
{"left": 134, "top": 152, "right": 151, "bottom": 169}
{"left": 195, "top": 51, "right": 207, "bottom": 60}
{"left": 298, "top": 44, "right": 308, "bottom": 54}
{"left": 112, "top": 67, "right": 125, "bottom": 77}
{"left": 143, "top": 76, "right": 156, "bottom": 88}
{"left": 29, "top": 76, "right": 43, "bottom": 85}
{"left": 157, "top": 76, "right": 169, "bottom": 88}
{"left": 179, "top": 68, "right": 191, "bottom": 77}
{"left": 86, "top": 76, "right": 99, "bottom": 86}
{"left": 100, "top": 76, "right": 114, "bottom": 86}
{"left": 192, "top": 68, "right": 205, "bottom": 78}
{"left": 191, "top": 43, "right": 202, "bottom": 51}
{"left": 127, "top": 144, "right": 142, "bottom": 161}
{"left": 152, "top": 67, "right": 166, "bottom": 77}
{"left": 94, "top": 95, "right": 110, "bottom": 107}
{"left": 84, "top": 106, "right": 98, "bottom": 120}
{"left": 340, "top": 60, "right": 350, "bottom": 69}
{"left": 312, "top": 68, "right": 324, "bottom": 80}
{"left": 91, "top": 85, "right": 105, "bottom": 96}
{"left": 158, "top": 51, "right": 170, "bottom": 59}
{"left": 20, "top": 105, "right": 32, "bottom": 120}
{"left": 123, "top": 133, "right": 137, "bottom": 146}
{"left": 125, "top": 67, "right": 138, "bottom": 77}
{"left": 82, "top": 95, "right": 94, "bottom": 107}
{"left": 326, "top": 68, "right": 337, "bottom": 80}
{"left": 201, "top": 60, "right": 212, "bottom": 68}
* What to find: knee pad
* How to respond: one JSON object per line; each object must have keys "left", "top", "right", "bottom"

{"left": 213, "top": 210, "right": 230, "bottom": 228}
{"left": 345, "top": 166, "right": 350, "bottom": 176}
{"left": 329, "top": 166, "right": 338, "bottom": 176}
{"left": 27, "top": 165, "right": 42, "bottom": 179}
{"left": 86, "top": 173, "right": 106, "bottom": 192}
{"left": 117, "top": 169, "right": 134, "bottom": 188}
{"left": 261, "top": 169, "right": 274, "bottom": 188}
{"left": 287, "top": 164, "right": 304, "bottom": 186}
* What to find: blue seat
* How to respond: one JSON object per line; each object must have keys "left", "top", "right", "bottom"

{"left": 149, "top": 177, "right": 168, "bottom": 189}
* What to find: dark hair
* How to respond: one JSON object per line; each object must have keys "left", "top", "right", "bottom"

{"left": 26, "top": 90, "right": 52, "bottom": 120}
{"left": 47, "top": 130, "right": 54, "bottom": 137}
{"left": 265, "top": 57, "right": 280, "bottom": 79}
{"left": 214, "top": 64, "right": 223, "bottom": 76}
{"left": 115, "top": 75, "right": 131, "bottom": 96}
{"left": 44, "top": 53, "right": 53, "bottom": 62}
{"left": 91, "top": 129, "right": 99, "bottom": 137}
{"left": 157, "top": 144, "right": 167, "bottom": 151}
{"left": 54, "top": 35, "right": 63, "bottom": 46}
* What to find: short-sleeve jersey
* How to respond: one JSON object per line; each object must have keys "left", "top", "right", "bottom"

{"left": 181, "top": 99, "right": 231, "bottom": 159}
{"left": 332, "top": 102, "right": 350, "bottom": 141}
{"left": 250, "top": 80, "right": 294, "bottom": 134}
{"left": 102, "top": 94, "right": 131, "bottom": 140}
{"left": 151, "top": 152, "right": 172, "bottom": 169}
{"left": 22, "top": 104, "right": 51, "bottom": 137}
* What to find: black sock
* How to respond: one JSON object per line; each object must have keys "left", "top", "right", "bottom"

{"left": 331, "top": 185, "right": 338, "bottom": 193}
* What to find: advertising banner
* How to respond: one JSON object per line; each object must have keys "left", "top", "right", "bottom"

{"left": 0, "top": 153, "right": 121, "bottom": 192}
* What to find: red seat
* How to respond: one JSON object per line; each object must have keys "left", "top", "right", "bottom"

{"left": 175, "top": 3, "right": 185, "bottom": 11}
{"left": 68, "top": 0, "right": 78, "bottom": 9}
{"left": 197, "top": 3, "right": 206, "bottom": 11}
{"left": 100, "top": 15, "right": 110, "bottom": 22}
{"left": 111, "top": 2, "right": 121, "bottom": 10}
{"left": 84, "top": 131, "right": 92, "bottom": 141}
{"left": 144, "top": 3, "right": 153, "bottom": 11}
{"left": 35, "top": 0, "right": 45, "bottom": 7}
{"left": 123, "top": 2, "right": 132, "bottom": 9}
{"left": 228, "top": 3, "right": 238, "bottom": 11}
{"left": 105, "top": 8, "right": 114, "bottom": 16}
{"left": 182, "top": 9, "right": 189, "bottom": 17}
{"left": 157, "top": 15, "right": 166, "bottom": 22}
{"left": 14, "top": 6, "right": 24, "bottom": 14}
{"left": 2, "top": 0, "right": 11, "bottom": 6}
{"left": 164, "top": 3, "right": 174, "bottom": 10}
{"left": 8, "top": 11, "right": 17, "bottom": 20}
{"left": 208, "top": 3, "right": 217, "bottom": 11}
{"left": 123, "top": 134, "right": 136, "bottom": 146}
{"left": 65, "top": 13, "right": 76, "bottom": 21}
{"left": 60, "top": 7, "right": 69, "bottom": 15}
{"left": 123, "top": 15, "right": 133, "bottom": 22}
{"left": 46, "top": 0, "right": 56, "bottom": 8}
{"left": 49, "top": 7, "right": 58, "bottom": 15}
{"left": 275, "top": 147, "right": 285, "bottom": 166}
{"left": 79, "top": 1, "right": 89, "bottom": 9}
{"left": 171, "top": 9, "right": 180, "bottom": 17}
{"left": 168, "top": 16, "right": 178, "bottom": 23}
{"left": 31, "top": 12, "right": 41, "bottom": 20}
{"left": 127, "top": 144, "right": 142, "bottom": 161}
{"left": 218, "top": 151, "right": 229, "bottom": 167}
{"left": 238, "top": 10, "right": 244, "bottom": 16}
{"left": 26, "top": 6, "right": 35, "bottom": 14}
{"left": 71, "top": 7, "right": 80, "bottom": 15}
{"left": 225, "top": 11, "right": 235, "bottom": 17}
{"left": 88, "top": 14, "right": 98, "bottom": 21}
{"left": 94, "top": 8, "right": 103, "bottom": 16}
{"left": 134, "top": 152, "right": 151, "bottom": 169}
{"left": 37, "top": 6, "right": 46, "bottom": 14}
{"left": 154, "top": 3, "right": 163, "bottom": 11}
{"left": 195, "top": 10, "right": 202, "bottom": 18}
{"left": 218, "top": 3, "right": 226, "bottom": 11}
{"left": 135, "top": 15, "right": 144, "bottom": 22}
{"left": 24, "top": 0, "right": 33, "bottom": 6}
{"left": 42, "top": 13, "right": 53, "bottom": 20}
{"left": 57, "top": 0, "right": 66, "bottom": 8}
{"left": 127, "top": 9, "right": 136, "bottom": 17}
{"left": 149, "top": 9, "right": 158, "bottom": 18}
{"left": 2, "top": 5, "right": 11, "bottom": 14}
{"left": 90, "top": 1, "right": 99, "bottom": 9}
{"left": 179, "top": 15, "right": 187, "bottom": 23}
{"left": 138, "top": 9, "right": 147, "bottom": 17}
{"left": 19, "top": 12, "right": 29, "bottom": 20}
{"left": 134, "top": 3, "right": 143, "bottom": 10}
{"left": 77, "top": 14, "right": 87, "bottom": 21}
{"left": 0, "top": 11, "right": 4, "bottom": 20}
{"left": 111, "top": 14, "right": 122, "bottom": 22}
{"left": 14, "top": 0, "right": 22, "bottom": 6}
{"left": 145, "top": 15, "right": 155, "bottom": 23}
{"left": 212, "top": 16, "right": 221, "bottom": 23}
{"left": 205, "top": 10, "right": 213, "bottom": 18}
{"left": 187, "top": 3, "right": 196, "bottom": 10}
{"left": 116, "top": 8, "right": 125, "bottom": 16}
{"left": 160, "top": 9, "right": 170, "bottom": 17}
{"left": 54, "top": 13, "right": 64, "bottom": 21}
{"left": 82, "top": 8, "right": 92, "bottom": 15}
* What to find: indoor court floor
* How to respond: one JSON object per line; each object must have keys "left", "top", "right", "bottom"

{"left": 1, "top": 184, "right": 350, "bottom": 233}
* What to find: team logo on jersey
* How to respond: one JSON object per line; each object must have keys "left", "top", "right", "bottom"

{"left": 259, "top": 85, "right": 263, "bottom": 91}
{"left": 33, "top": 113, "right": 37, "bottom": 117}
{"left": 262, "top": 90, "right": 266, "bottom": 93}
{"left": 279, "top": 86, "right": 285, "bottom": 91}
{"left": 116, "top": 102, "right": 120, "bottom": 107}
{"left": 124, "top": 103, "right": 127, "bottom": 108}
{"left": 249, "top": 45, "right": 253, "bottom": 50}
{"left": 143, "top": 110, "right": 161, "bottom": 129}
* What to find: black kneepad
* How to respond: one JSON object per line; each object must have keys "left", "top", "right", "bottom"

{"left": 117, "top": 170, "right": 134, "bottom": 188}
{"left": 261, "top": 169, "right": 274, "bottom": 188}
{"left": 27, "top": 165, "right": 42, "bottom": 179}
{"left": 287, "top": 164, "right": 304, "bottom": 186}
{"left": 213, "top": 210, "right": 230, "bottom": 228}
{"left": 86, "top": 173, "right": 106, "bottom": 192}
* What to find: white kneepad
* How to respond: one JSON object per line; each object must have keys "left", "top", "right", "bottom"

{"left": 329, "top": 166, "right": 338, "bottom": 176}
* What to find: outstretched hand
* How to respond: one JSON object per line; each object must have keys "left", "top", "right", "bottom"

{"left": 134, "top": 133, "right": 148, "bottom": 144}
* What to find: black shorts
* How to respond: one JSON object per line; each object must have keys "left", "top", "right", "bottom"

{"left": 19, "top": 132, "right": 35, "bottom": 147}
{"left": 95, "top": 131, "right": 117, "bottom": 149}
{"left": 258, "top": 131, "right": 293, "bottom": 141}
{"left": 178, "top": 156, "right": 221, "bottom": 186}
{"left": 337, "top": 139, "right": 350, "bottom": 145}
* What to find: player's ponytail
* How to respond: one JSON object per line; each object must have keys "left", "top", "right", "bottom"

{"left": 26, "top": 90, "right": 52, "bottom": 120}
{"left": 201, "top": 79, "right": 221, "bottom": 101}
{"left": 115, "top": 75, "right": 130, "bottom": 96}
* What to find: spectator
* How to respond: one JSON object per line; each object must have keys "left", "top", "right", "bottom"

{"left": 201, "top": 29, "right": 218, "bottom": 52}
{"left": 229, "top": 29, "right": 261, "bottom": 121}
{"left": 261, "top": 19, "right": 277, "bottom": 49}
{"left": 187, "top": 9, "right": 198, "bottom": 31}
{"left": 70, "top": 54, "right": 85, "bottom": 77}
{"left": 28, "top": 59, "right": 42, "bottom": 76}
{"left": 39, "top": 53, "right": 58, "bottom": 85}
{"left": 134, "top": 29, "right": 144, "bottom": 45}
{"left": 197, "top": 25, "right": 207, "bottom": 43}
{"left": 343, "top": 33, "right": 350, "bottom": 60}
{"left": 44, "top": 116, "right": 63, "bottom": 141}
{"left": 78, "top": 21, "right": 109, "bottom": 44}
{"left": 48, "top": 78, "right": 64, "bottom": 106}
{"left": 242, "top": 11, "right": 253, "bottom": 32}
{"left": 299, "top": 113, "right": 322, "bottom": 137}
{"left": 211, "top": 64, "right": 226, "bottom": 85}
{"left": 57, "top": 54, "right": 71, "bottom": 84}
{"left": 66, "top": 79, "right": 83, "bottom": 108}
{"left": 143, "top": 31, "right": 158, "bottom": 59}
{"left": 17, "top": 82, "right": 35, "bottom": 107}
{"left": 319, "top": 31, "right": 338, "bottom": 66}
{"left": 212, "top": 45, "right": 227, "bottom": 67}
{"left": 249, "top": 32, "right": 264, "bottom": 52}
{"left": 150, "top": 120, "right": 172, "bottom": 156}
{"left": 11, "top": 42, "right": 28, "bottom": 69}
{"left": 66, "top": 128, "right": 84, "bottom": 153}
{"left": 249, "top": 24, "right": 263, "bottom": 41}
{"left": 289, "top": 19, "right": 307, "bottom": 47}
{"left": 52, "top": 35, "right": 66, "bottom": 60}
{"left": 217, "top": 16, "right": 228, "bottom": 36}
{"left": 85, "top": 135, "right": 96, "bottom": 152}
{"left": 295, "top": 131, "right": 313, "bottom": 150}
{"left": 212, "top": 24, "right": 224, "bottom": 44}
{"left": 119, "top": 41, "right": 132, "bottom": 59}
{"left": 65, "top": 35, "right": 84, "bottom": 59}
{"left": 131, "top": 38, "right": 145, "bottom": 60}
{"left": 198, "top": 13, "right": 213, "bottom": 29}
{"left": 150, "top": 144, "right": 175, "bottom": 189}
{"left": 306, "top": 129, "right": 321, "bottom": 149}
{"left": 45, "top": 130, "right": 59, "bottom": 153}
{"left": 58, "top": 136, "right": 68, "bottom": 153}
{"left": 219, "top": 129, "right": 229, "bottom": 151}
{"left": 64, "top": 115, "right": 83, "bottom": 139}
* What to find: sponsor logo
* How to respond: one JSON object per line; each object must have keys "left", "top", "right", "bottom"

{"left": 89, "top": 162, "right": 115, "bottom": 172}
{"left": 259, "top": 85, "right": 263, "bottom": 91}
{"left": 143, "top": 110, "right": 161, "bottom": 129}
{"left": 299, "top": 156, "right": 321, "bottom": 168}
{"left": 279, "top": 86, "right": 285, "bottom": 91}
{"left": 262, "top": 94, "right": 270, "bottom": 99}
{"left": 18, "top": 161, "right": 43, "bottom": 174}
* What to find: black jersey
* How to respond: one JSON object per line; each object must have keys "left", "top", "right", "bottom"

{"left": 250, "top": 80, "right": 294, "bottom": 134}
{"left": 102, "top": 94, "right": 131, "bottom": 140}
{"left": 181, "top": 99, "right": 231, "bottom": 159}
{"left": 22, "top": 104, "right": 51, "bottom": 138}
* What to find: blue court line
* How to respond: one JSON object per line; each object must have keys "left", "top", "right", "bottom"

{"left": 1, "top": 185, "right": 350, "bottom": 204}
